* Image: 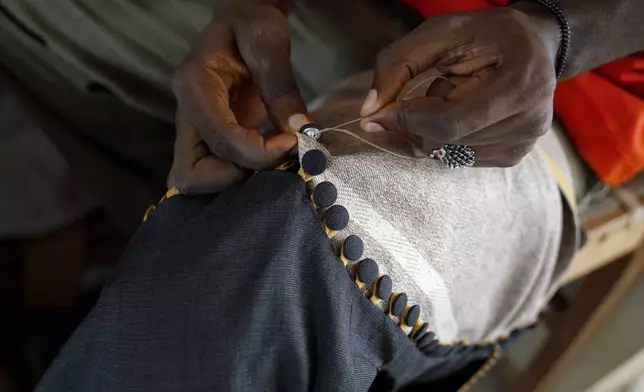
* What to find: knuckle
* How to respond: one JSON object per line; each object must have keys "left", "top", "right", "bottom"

{"left": 528, "top": 110, "right": 553, "bottom": 138}
{"left": 376, "top": 47, "right": 409, "bottom": 76}
{"left": 504, "top": 143, "right": 533, "bottom": 166}
{"left": 534, "top": 121, "right": 550, "bottom": 138}
{"left": 208, "top": 137, "right": 234, "bottom": 161}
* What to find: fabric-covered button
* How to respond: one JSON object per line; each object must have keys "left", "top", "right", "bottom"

{"left": 311, "top": 181, "right": 337, "bottom": 208}
{"left": 299, "top": 149, "right": 327, "bottom": 182}
{"left": 412, "top": 323, "right": 429, "bottom": 341}
{"left": 389, "top": 293, "right": 408, "bottom": 318}
{"left": 341, "top": 235, "right": 364, "bottom": 265}
{"left": 355, "top": 258, "right": 379, "bottom": 289}
{"left": 403, "top": 305, "right": 420, "bottom": 327}
{"left": 370, "top": 275, "right": 393, "bottom": 304}
{"left": 324, "top": 205, "right": 349, "bottom": 238}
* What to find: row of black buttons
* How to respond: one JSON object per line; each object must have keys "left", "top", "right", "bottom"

{"left": 299, "top": 149, "right": 438, "bottom": 349}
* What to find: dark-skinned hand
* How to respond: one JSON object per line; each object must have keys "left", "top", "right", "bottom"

{"left": 169, "top": 4, "right": 306, "bottom": 194}
{"left": 360, "top": 6, "right": 561, "bottom": 167}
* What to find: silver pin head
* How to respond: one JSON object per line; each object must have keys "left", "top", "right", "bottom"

{"left": 299, "top": 123, "right": 323, "bottom": 140}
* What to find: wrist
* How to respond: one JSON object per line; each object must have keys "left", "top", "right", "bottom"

{"left": 510, "top": 2, "right": 562, "bottom": 74}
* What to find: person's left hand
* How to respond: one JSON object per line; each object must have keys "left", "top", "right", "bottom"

{"left": 359, "top": 7, "right": 561, "bottom": 167}
{"left": 168, "top": 4, "right": 307, "bottom": 194}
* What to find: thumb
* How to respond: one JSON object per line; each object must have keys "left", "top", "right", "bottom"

{"left": 360, "top": 54, "right": 411, "bottom": 118}
{"left": 235, "top": 7, "right": 308, "bottom": 132}
{"left": 361, "top": 30, "right": 445, "bottom": 118}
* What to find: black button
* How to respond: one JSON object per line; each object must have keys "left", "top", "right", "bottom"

{"left": 404, "top": 305, "right": 420, "bottom": 327}
{"left": 301, "top": 149, "right": 327, "bottom": 176}
{"left": 375, "top": 275, "right": 393, "bottom": 301}
{"left": 342, "top": 235, "right": 364, "bottom": 261}
{"left": 325, "top": 205, "right": 349, "bottom": 231}
{"left": 312, "top": 181, "right": 338, "bottom": 208}
{"left": 356, "top": 258, "right": 379, "bottom": 285}
{"left": 390, "top": 293, "right": 408, "bottom": 317}
{"left": 416, "top": 330, "right": 435, "bottom": 347}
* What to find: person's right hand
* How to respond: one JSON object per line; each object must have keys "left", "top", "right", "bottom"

{"left": 359, "top": 7, "right": 560, "bottom": 168}
{"left": 170, "top": 4, "right": 306, "bottom": 194}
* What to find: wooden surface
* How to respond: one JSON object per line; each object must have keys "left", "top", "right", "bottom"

{"left": 513, "top": 241, "right": 644, "bottom": 392}
{"left": 562, "top": 215, "right": 644, "bottom": 285}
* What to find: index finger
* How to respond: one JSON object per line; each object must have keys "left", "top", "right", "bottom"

{"left": 174, "top": 59, "right": 297, "bottom": 170}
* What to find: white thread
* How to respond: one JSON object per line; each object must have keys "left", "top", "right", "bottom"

{"left": 316, "top": 74, "right": 447, "bottom": 160}
{"left": 320, "top": 127, "right": 422, "bottom": 160}
{"left": 399, "top": 75, "right": 448, "bottom": 101}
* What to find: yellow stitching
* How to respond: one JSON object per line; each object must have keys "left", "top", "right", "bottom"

{"left": 456, "top": 344, "right": 502, "bottom": 392}
{"left": 142, "top": 204, "right": 156, "bottom": 222}
{"left": 142, "top": 187, "right": 181, "bottom": 222}
{"left": 275, "top": 158, "right": 297, "bottom": 171}
{"left": 538, "top": 147, "right": 576, "bottom": 209}
{"left": 162, "top": 186, "right": 181, "bottom": 201}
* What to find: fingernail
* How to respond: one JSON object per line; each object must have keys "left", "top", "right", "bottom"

{"left": 364, "top": 122, "right": 386, "bottom": 133}
{"left": 361, "top": 89, "right": 378, "bottom": 117}
{"left": 287, "top": 113, "right": 311, "bottom": 133}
